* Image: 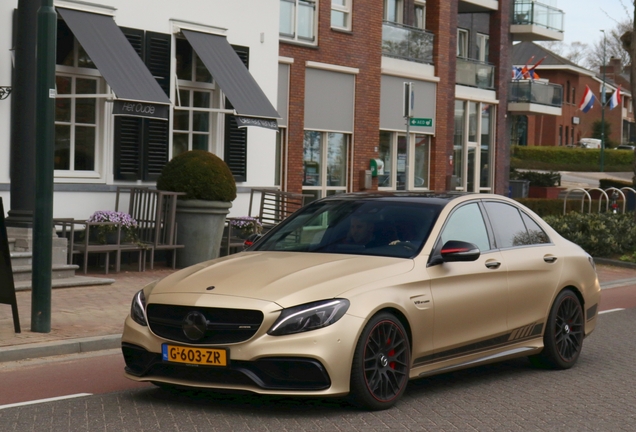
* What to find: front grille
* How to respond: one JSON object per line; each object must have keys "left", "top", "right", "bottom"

{"left": 146, "top": 304, "right": 264, "bottom": 344}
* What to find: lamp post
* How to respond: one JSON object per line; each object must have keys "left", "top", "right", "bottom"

{"left": 600, "top": 29, "right": 606, "bottom": 172}
{"left": 31, "top": 0, "right": 56, "bottom": 333}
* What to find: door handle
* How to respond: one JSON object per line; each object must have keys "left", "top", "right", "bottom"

{"left": 485, "top": 261, "right": 501, "bottom": 269}
{"left": 544, "top": 256, "right": 558, "bottom": 263}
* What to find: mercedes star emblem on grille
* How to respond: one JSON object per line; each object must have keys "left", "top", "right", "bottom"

{"left": 182, "top": 311, "right": 208, "bottom": 341}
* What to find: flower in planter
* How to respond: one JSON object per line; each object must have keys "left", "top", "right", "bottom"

{"left": 230, "top": 216, "right": 263, "bottom": 238}
{"left": 87, "top": 210, "right": 138, "bottom": 244}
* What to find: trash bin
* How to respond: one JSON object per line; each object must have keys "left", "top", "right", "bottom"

{"left": 509, "top": 180, "right": 530, "bottom": 198}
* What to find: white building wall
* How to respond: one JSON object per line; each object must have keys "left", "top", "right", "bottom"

{"left": 0, "top": 0, "right": 280, "bottom": 219}
{"left": 0, "top": 2, "right": 14, "bottom": 195}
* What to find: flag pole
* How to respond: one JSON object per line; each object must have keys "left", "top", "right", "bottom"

{"left": 600, "top": 30, "right": 606, "bottom": 172}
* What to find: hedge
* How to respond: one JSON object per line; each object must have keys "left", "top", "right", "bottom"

{"left": 543, "top": 212, "right": 636, "bottom": 258}
{"left": 511, "top": 146, "right": 633, "bottom": 172}
{"left": 515, "top": 198, "right": 601, "bottom": 217}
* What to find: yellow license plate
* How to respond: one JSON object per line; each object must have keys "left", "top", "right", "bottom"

{"left": 162, "top": 344, "right": 228, "bottom": 366}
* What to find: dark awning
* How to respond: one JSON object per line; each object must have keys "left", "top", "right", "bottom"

{"left": 182, "top": 30, "right": 280, "bottom": 129}
{"left": 57, "top": 8, "right": 170, "bottom": 120}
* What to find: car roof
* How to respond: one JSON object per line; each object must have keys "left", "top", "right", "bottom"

{"left": 316, "top": 191, "right": 471, "bottom": 206}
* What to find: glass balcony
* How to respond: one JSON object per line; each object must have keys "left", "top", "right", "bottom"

{"left": 456, "top": 58, "right": 495, "bottom": 89}
{"left": 513, "top": 0, "right": 564, "bottom": 33}
{"left": 509, "top": 80, "right": 563, "bottom": 107}
{"left": 382, "top": 21, "right": 434, "bottom": 64}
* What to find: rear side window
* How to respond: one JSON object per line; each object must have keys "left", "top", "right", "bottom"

{"left": 520, "top": 212, "right": 550, "bottom": 244}
{"left": 484, "top": 202, "right": 548, "bottom": 248}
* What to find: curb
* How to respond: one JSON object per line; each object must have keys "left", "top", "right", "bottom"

{"left": 0, "top": 334, "right": 121, "bottom": 363}
{"left": 594, "top": 257, "right": 636, "bottom": 270}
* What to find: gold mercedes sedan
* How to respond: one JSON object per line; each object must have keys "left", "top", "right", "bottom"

{"left": 121, "top": 192, "right": 600, "bottom": 410}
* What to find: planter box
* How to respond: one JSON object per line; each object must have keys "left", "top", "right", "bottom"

{"left": 528, "top": 186, "right": 565, "bottom": 199}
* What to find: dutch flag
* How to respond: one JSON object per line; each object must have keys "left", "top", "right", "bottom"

{"left": 609, "top": 86, "right": 621, "bottom": 110}
{"left": 579, "top": 85, "right": 596, "bottom": 113}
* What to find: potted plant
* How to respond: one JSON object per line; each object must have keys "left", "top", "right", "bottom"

{"left": 157, "top": 150, "right": 237, "bottom": 267}
{"left": 230, "top": 216, "right": 263, "bottom": 239}
{"left": 511, "top": 170, "right": 563, "bottom": 199}
{"left": 86, "top": 210, "right": 138, "bottom": 244}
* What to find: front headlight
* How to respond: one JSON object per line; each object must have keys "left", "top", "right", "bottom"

{"left": 130, "top": 289, "right": 147, "bottom": 326}
{"left": 268, "top": 299, "right": 350, "bottom": 336}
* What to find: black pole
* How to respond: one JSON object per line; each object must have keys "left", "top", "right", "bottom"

{"left": 31, "top": 0, "right": 56, "bottom": 333}
{"left": 6, "top": 0, "right": 38, "bottom": 228}
{"left": 600, "top": 30, "right": 606, "bottom": 172}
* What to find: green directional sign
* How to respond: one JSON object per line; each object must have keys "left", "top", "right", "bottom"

{"left": 409, "top": 117, "right": 433, "bottom": 127}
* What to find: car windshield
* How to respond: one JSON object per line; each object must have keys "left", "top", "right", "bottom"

{"left": 251, "top": 199, "right": 442, "bottom": 258}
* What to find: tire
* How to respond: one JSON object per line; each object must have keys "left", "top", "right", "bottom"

{"left": 530, "top": 289, "right": 584, "bottom": 369}
{"left": 349, "top": 312, "right": 410, "bottom": 410}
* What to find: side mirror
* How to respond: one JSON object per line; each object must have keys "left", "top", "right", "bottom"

{"left": 440, "top": 240, "right": 480, "bottom": 262}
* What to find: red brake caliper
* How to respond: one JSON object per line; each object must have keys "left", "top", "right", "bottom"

{"left": 387, "top": 338, "right": 395, "bottom": 369}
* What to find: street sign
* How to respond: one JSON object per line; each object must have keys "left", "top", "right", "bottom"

{"left": 409, "top": 117, "right": 433, "bottom": 127}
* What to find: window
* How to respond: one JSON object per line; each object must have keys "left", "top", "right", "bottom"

{"left": 302, "top": 131, "right": 349, "bottom": 202}
{"left": 440, "top": 203, "right": 490, "bottom": 251}
{"left": 453, "top": 100, "right": 494, "bottom": 192}
{"left": 457, "top": 29, "right": 468, "bottom": 58}
{"left": 173, "top": 38, "right": 217, "bottom": 157}
{"left": 414, "top": 1, "right": 426, "bottom": 30}
{"left": 383, "top": 0, "right": 403, "bottom": 23}
{"left": 55, "top": 19, "right": 102, "bottom": 175}
{"left": 55, "top": 75, "right": 99, "bottom": 172}
{"left": 476, "top": 33, "right": 489, "bottom": 63}
{"left": 378, "top": 131, "right": 429, "bottom": 190}
{"left": 480, "top": 104, "right": 493, "bottom": 190}
{"left": 331, "top": 0, "right": 352, "bottom": 30}
{"left": 280, "top": 0, "right": 317, "bottom": 43}
{"left": 483, "top": 202, "right": 549, "bottom": 247}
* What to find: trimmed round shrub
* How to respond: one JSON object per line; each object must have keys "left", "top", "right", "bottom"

{"left": 157, "top": 150, "right": 237, "bottom": 202}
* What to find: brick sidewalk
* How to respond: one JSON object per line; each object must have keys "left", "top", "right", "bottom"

{"left": 1, "top": 261, "right": 635, "bottom": 354}
{"left": 0, "top": 265, "right": 177, "bottom": 348}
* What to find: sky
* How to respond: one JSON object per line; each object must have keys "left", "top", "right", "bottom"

{"left": 560, "top": 0, "right": 632, "bottom": 47}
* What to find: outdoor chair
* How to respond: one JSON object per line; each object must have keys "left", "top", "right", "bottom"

{"left": 220, "top": 189, "right": 309, "bottom": 256}
{"left": 115, "top": 186, "right": 185, "bottom": 269}
{"left": 248, "top": 188, "right": 311, "bottom": 232}
{"left": 54, "top": 219, "right": 149, "bottom": 274}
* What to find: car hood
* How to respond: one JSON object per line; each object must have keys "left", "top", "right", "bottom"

{"left": 149, "top": 252, "right": 415, "bottom": 307}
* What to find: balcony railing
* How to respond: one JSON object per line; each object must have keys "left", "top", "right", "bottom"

{"left": 513, "top": 0, "right": 564, "bottom": 33}
{"left": 456, "top": 58, "right": 495, "bottom": 89}
{"left": 382, "top": 21, "right": 434, "bottom": 64}
{"left": 509, "top": 80, "right": 563, "bottom": 107}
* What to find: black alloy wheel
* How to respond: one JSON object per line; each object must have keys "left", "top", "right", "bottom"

{"left": 530, "top": 289, "right": 584, "bottom": 369}
{"left": 349, "top": 312, "right": 410, "bottom": 410}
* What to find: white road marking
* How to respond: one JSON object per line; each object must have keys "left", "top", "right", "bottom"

{"left": 0, "top": 393, "right": 92, "bottom": 410}
{"left": 599, "top": 308, "right": 626, "bottom": 314}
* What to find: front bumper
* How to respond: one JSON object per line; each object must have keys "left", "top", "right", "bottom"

{"left": 121, "top": 312, "right": 364, "bottom": 396}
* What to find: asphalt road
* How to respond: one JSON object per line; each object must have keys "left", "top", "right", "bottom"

{"left": 0, "top": 307, "right": 634, "bottom": 431}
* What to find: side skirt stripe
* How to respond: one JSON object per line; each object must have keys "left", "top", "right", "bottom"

{"left": 413, "top": 323, "right": 544, "bottom": 367}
